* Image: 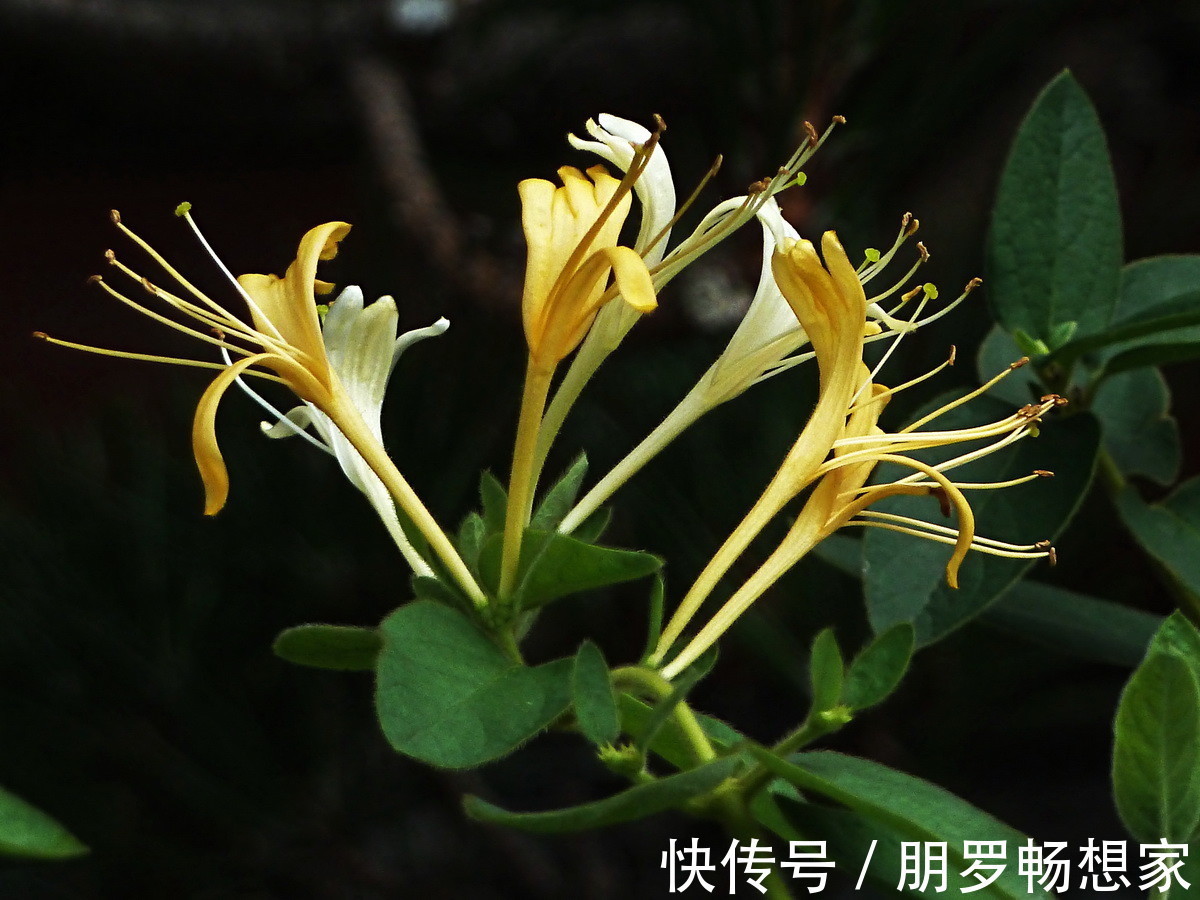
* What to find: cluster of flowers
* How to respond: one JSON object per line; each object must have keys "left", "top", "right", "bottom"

{"left": 39, "top": 114, "right": 1058, "bottom": 676}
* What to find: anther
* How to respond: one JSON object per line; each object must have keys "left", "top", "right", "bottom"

{"left": 917, "top": 242, "right": 930, "bottom": 262}
{"left": 141, "top": 277, "right": 159, "bottom": 296}
{"left": 1010, "top": 357, "right": 1030, "bottom": 370}
{"left": 1034, "top": 470, "right": 1054, "bottom": 478}
{"left": 104, "top": 249, "right": 116, "bottom": 263}
{"left": 109, "top": 209, "right": 121, "bottom": 225}
{"left": 87, "top": 275, "right": 103, "bottom": 285}
{"left": 1047, "top": 546, "right": 1057, "bottom": 566}
{"left": 901, "top": 211, "right": 913, "bottom": 229}
{"left": 1017, "top": 404, "right": 1039, "bottom": 418}
{"left": 832, "top": 114, "right": 846, "bottom": 125}
{"left": 748, "top": 178, "right": 771, "bottom": 194}
{"left": 803, "top": 121, "right": 819, "bottom": 145}
{"left": 652, "top": 113, "right": 667, "bottom": 134}
{"left": 905, "top": 216, "right": 921, "bottom": 237}
{"left": 32, "top": 331, "right": 48, "bottom": 340}
{"left": 965, "top": 277, "right": 983, "bottom": 293}
{"left": 901, "top": 285, "right": 923, "bottom": 302}
{"left": 948, "top": 345, "right": 957, "bottom": 365}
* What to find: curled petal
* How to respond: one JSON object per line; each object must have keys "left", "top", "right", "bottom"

{"left": 193, "top": 353, "right": 276, "bottom": 515}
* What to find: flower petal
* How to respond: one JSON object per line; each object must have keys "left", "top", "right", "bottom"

{"left": 193, "top": 353, "right": 275, "bottom": 515}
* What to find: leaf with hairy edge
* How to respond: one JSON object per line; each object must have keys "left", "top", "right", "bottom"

{"left": 273, "top": 624, "right": 381, "bottom": 671}
{"left": 750, "top": 749, "right": 1052, "bottom": 900}
{"left": 1112, "top": 646, "right": 1200, "bottom": 843}
{"left": 1092, "top": 367, "right": 1181, "bottom": 486}
{"left": 572, "top": 641, "right": 619, "bottom": 746}
{"left": 1117, "top": 481, "right": 1200, "bottom": 601}
{"left": 463, "top": 757, "right": 741, "bottom": 833}
{"left": 987, "top": 72, "right": 1122, "bottom": 346}
{"left": 843, "top": 623, "right": 914, "bottom": 711}
{"left": 531, "top": 454, "right": 588, "bottom": 531}
{"left": 374, "top": 601, "right": 572, "bottom": 768}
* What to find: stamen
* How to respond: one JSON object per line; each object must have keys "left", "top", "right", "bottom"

{"left": 860, "top": 212, "right": 918, "bottom": 285}
{"left": 854, "top": 510, "right": 1049, "bottom": 552}
{"left": 180, "top": 208, "right": 291, "bottom": 347}
{"left": 640, "top": 154, "right": 723, "bottom": 262}
{"left": 843, "top": 520, "right": 1053, "bottom": 560}
{"left": 33, "top": 332, "right": 285, "bottom": 381}
{"left": 850, "top": 294, "right": 931, "bottom": 404}
{"left": 902, "top": 359, "right": 1031, "bottom": 433}
{"left": 901, "top": 277, "right": 981, "bottom": 330}
{"left": 90, "top": 275, "right": 255, "bottom": 358}
{"left": 848, "top": 345, "right": 955, "bottom": 413}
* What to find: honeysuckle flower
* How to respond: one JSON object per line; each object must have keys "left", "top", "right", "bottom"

{"left": 650, "top": 232, "right": 1059, "bottom": 677}
{"left": 38, "top": 208, "right": 486, "bottom": 607}
{"left": 242, "top": 285, "right": 449, "bottom": 577}
{"left": 558, "top": 207, "right": 969, "bottom": 534}
{"left": 518, "top": 163, "right": 658, "bottom": 372}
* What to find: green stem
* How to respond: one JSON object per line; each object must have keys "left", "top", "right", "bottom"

{"left": 500, "top": 360, "right": 555, "bottom": 598}
{"left": 611, "top": 666, "right": 716, "bottom": 765}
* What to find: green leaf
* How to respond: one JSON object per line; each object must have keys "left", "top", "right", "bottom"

{"left": 641, "top": 575, "right": 665, "bottom": 663}
{"left": 0, "top": 786, "right": 88, "bottom": 860}
{"left": 1113, "top": 648, "right": 1200, "bottom": 842}
{"left": 479, "top": 471, "right": 507, "bottom": 535}
{"left": 808, "top": 629, "right": 844, "bottom": 714}
{"left": 374, "top": 601, "right": 572, "bottom": 768}
{"left": 843, "top": 623, "right": 914, "bottom": 711}
{"left": 752, "top": 749, "right": 1052, "bottom": 900}
{"left": 976, "top": 327, "right": 1043, "bottom": 406}
{"left": 272, "top": 624, "right": 381, "bottom": 671}
{"left": 982, "top": 580, "right": 1160, "bottom": 667}
{"left": 412, "top": 574, "right": 472, "bottom": 613}
{"left": 463, "top": 756, "right": 741, "bottom": 833}
{"left": 486, "top": 529, "right": 662, "bottom": 612}
{"left": 531, "top": 454, "right": 588, "bottom": 531}
{"left": 457, "top": 512, "right": 487, "bottom": 569}
{"left": 572, "top": 507, "right": 612, "bottom": 543}
{"left": 987, "top": 71, "right": 1122, "bottom": 345}
{"left": 1098, "top": 256, "right": 1200, "bottom": 370}
{"left": 1116, "top": 480, "right": 1200, "bottom": 600}
{"left": 1050, "top": 294, "right": 1200, "bottom": 370}
{"left": 864, "top": 395, "right": 1100, "bottom": 646}
{"left": 1092, "top": 367, "right": 1181, "bottom": 486}
{"left": 572, "top": 641, "right": 619, "bottom": 746}
{"left": 1156, "top": 613, "right": 1200, "bottom": 686}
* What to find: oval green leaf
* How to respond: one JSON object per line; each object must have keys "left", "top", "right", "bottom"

{"left": 272, "top": 624, "right": 382, "bottom": 671}
{"left": 0, "top": 786, "right": 88, "bottom": 860}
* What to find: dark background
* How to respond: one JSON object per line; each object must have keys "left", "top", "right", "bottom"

{"left": 2, "top": 1, "right": 1197, "bottom": 897}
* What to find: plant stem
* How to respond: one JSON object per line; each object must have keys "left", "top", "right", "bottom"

{"left": 332, "top": 395, "right": 487, "bottom": 609}
{"left": 500, "top": 360, "right": 555, "bottom": 598}
{"left": 611, "top": 666, "right": 716, "bottom": 765}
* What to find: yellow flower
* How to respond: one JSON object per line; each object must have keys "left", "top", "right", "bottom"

{"left": 518, "top": 164, "right": 657, "bottom": 370}
{"left": 651, "top": 231, "right": 1059, "bottom": 678}
{"left": 38, "top": 208, "right": 487, "bottom": 606}
{"left": 193, "top": 221, "right": 350, "bottom": 514}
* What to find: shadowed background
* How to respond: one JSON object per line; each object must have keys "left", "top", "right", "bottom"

{"left": 3, "top": 0, "right": 1198, "bottom": 896}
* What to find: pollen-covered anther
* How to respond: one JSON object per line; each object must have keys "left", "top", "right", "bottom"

{"left": 948, "top": 345, "right": 958, "bottom": 366}
{"left": 917, "top": 242, "right": 930, "bottom": 262}
{"left": 32, "top": 331, "right": 48, "bottom": 340}
{"left": 965, "top": 277, "right": 983, "bottom": 293}
{"left": 748, "top": 178, "right": 772, "bottom": 194}
{"left": 1041, "top": 393, "right": 1069, "bottom": 408}
{"left": 1010, "top": 357, "right": 1030, "bottom": 370}
{"left": 87, "top": 274, "right": 103, "bottom": 285}
{"left": 901, "top": 284, "right": 923, "bottom": 302}
{"left": 140, "top": 277, "right": 159, "bottom": 296}
{"left": 652, "top": 113, "right": 667, "bottom": 134}
{"left": 904, "top": 215, "right": 920, "bottom": 237}
{"left": 803, "top": 121, "right": 820, "bottom": 145}
{"left": 832, "top": 114, "right": 847, "bottom": 125}
{"left": 104, "top": 249, "right": 117, "bottom": 264}
{"left": 109, "top": 209, "right": 121, "bottom": 225}
{"left": 1034, "top": 469, "right": 1054, "bottom": 478}
{"left": 1017, "top": 403, "right": 1042, "bottom": 419}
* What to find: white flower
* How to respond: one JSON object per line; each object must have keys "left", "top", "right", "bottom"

{"left": 249, "top": 286, "right": 448, "bottom": 574}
